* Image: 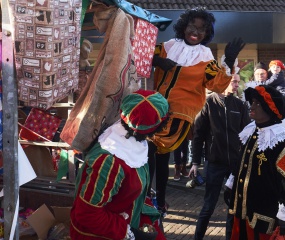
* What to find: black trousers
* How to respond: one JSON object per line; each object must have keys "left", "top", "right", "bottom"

{"left": 148, "top": 141, "right": 170, "bottom": 208}
{"left": 173, "top": 138, "right": 188, "bottom": 165}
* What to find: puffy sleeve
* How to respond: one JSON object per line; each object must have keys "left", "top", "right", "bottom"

{"left": 71, "top": 154, "right": 128, "bottom": 240}
{"left": 203, "top": 59, "right": 232, "bottom": 93}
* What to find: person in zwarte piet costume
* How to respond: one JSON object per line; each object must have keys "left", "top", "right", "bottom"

{"left": 148, "top": 7, "right": 245, "bottom": 217}
{"left": 229, "top": 85, "right": 285, "bottom": 240}
{"left": 70, "top": 89, "right": 169, "bottom": 240}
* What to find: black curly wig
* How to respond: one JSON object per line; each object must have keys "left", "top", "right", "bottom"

{"left": 120, "top": 115, "right": 170, "bottom": 142}
{"left": 173, "top": 7, "right": 215, "bottom": 45}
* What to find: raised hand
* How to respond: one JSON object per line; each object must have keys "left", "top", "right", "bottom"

{"left": 224, "top": 37, "right": 246, "bottom": 71}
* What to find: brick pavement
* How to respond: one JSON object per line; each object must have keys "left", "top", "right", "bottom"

{"left": 159, "top": 164, "right": 228, "bottom": 240}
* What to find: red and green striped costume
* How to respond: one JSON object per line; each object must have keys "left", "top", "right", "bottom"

{"left": 70, "top": 141, "right": 163, "bottom": 239}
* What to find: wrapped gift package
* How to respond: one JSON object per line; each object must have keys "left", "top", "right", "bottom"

{"left": 19, "top": 108, "right": 62, "bottom": 141}
{"left": 10, "top": 0, "right": 82, "bottom": 110}
{"left": 132, "top": 18, "right": 158, "bottom": 78}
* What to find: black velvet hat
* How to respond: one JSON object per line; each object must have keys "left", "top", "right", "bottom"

{"left": 245, "top": 85, "right": 285, "bottom": 123}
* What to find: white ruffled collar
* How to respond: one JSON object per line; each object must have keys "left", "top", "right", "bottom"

{"left": 98, "top": 121, "right": 148, "bottom": 168}
{"left": 164, "top": 39, "right": 214, "bottom": 67}
{"left": 239, "top": 120, "right": 285, "bottom": 151}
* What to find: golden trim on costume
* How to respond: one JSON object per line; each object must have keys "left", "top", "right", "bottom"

{"left": 242, "top": 141, "right": 257, "bottom": 219}
{"left": 230, "top": 135, "right": 259, "bottom": 219}
{"left": 71, "top": 220, "right": 113, "bottom": 239}
{"left": 230, "top": 139, "right": 250, "bottom": 216}
{"left": 247, "top": 212, "right": 275, "bottom": 234}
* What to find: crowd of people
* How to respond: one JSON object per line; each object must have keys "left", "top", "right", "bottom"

{"left": 69, "top": 7, "right": 285, "bottom": 240}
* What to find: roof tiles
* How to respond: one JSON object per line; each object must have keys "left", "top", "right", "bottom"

{"left": 127, "top": 0, "right": 285, "bottom": 12}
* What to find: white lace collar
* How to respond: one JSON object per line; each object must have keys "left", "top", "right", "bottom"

{"left": 98, "top": 121, "right": 148, "bottom": 168}
{"left": 239, "top": 120, "right": 285, "bottom": 151}
{"left": 164, "top": 39, "right": 214, "bottom": 67}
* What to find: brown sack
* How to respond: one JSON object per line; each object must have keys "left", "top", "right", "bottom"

{"left": 60, "top": 3, "right": 140, "bottom": 152}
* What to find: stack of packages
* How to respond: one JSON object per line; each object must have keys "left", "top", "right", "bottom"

{"left": 11, "top": 0, "right": 82, "bottom": 110}
{"left": 10, "top": 0, "right": 83, "bottom": 180}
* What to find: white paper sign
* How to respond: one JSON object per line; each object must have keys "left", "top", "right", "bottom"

{"left": 18, "top": 141, "right": 37, "bottom": 185}
{"left": 0, "top": 141, "right": 37, "bottom": 196}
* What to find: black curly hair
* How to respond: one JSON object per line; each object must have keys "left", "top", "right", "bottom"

{"left": 173, "top": 7, "right": 215, "bottom": 45}
{"left": 120, "top": 115, "right": 170, "bottom": 142}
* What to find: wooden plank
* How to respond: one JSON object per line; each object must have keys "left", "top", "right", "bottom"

{"left": 51, "top": 103, "right": 75, "bottom": 108}
{"left": 18, "top": 140, "right": 71, "bottom": 148}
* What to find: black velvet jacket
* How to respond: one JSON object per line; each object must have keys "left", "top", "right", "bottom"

{"left": 229, "top": 121, "right": 285, "bottom": 234}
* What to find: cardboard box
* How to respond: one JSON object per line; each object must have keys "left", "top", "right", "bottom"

{"left": 27, "top": 204, "right": 71, "bottom": 239}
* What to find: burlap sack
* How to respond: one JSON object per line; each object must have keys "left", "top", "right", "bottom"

{"left": 60, "top": 3, "right": 140, "bottom": 152}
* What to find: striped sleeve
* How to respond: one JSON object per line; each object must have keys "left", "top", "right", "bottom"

{"left": 80, "top": 154, "right": 125, "bottom": 206}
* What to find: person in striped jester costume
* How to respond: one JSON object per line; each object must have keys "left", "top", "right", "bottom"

{"left": 70, "top": 89, "right": 169, "bottom": 240}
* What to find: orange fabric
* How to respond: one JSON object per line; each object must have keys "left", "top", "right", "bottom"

{"left": 152, "top": 43, "right": 230, "bottom": 152}
{"left": 154, "top": 44, "right": 231, "bottom": 124}
{"left": 151, "top": 117, "right": 190, "bottom": 153}
{"left": 231, "top": 216, "right": 271, "bottom": 240}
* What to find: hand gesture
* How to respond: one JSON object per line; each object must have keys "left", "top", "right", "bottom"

{"left": 152, "top": 55, "right": 177, "bottom": 72}
{"left": 131, "top": 225, "right": 158, "bottom": 240}
{"left": 189, "top": 164, "right": 198, "bottom": 178}
{"left": 224, "top": 37, "right": 246, "bottom": 70}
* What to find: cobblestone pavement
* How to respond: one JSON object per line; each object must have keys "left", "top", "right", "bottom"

{"left": 160, "top": 164, "right": 228, "bottom": 240}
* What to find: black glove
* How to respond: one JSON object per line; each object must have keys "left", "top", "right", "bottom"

{"left": 152, "top": 55, "right": 177, "bottom": 71}
{"left": 131, "top": 226, "right": 158, "bottom": 240}
{"left": 224, "top": 37, "right": 246, "bottom": 71}
{"left": 223, "top": 187, "right": 232, "bottom": 207}
{"left": 279, "top": 219, "right": 285, "bottom": 235}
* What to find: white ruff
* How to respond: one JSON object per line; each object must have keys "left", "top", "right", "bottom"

{"left": 164, "top": 39, "right": 214, "bottom": 66}
{"left": 239, "top": 120, "right": 285, "bottom": 151}
{"left": 98, "top": 121, "right": 148, "bottom": 168}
